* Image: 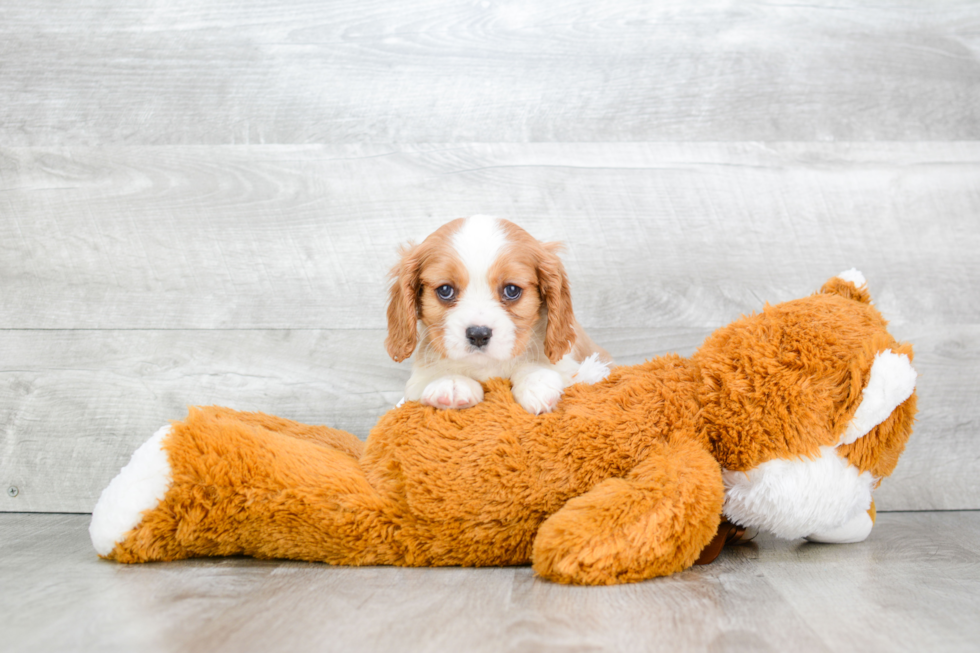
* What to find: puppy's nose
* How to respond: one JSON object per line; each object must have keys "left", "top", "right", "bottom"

{"left": 466, "top": 325, "right": 493, "bottom": 349}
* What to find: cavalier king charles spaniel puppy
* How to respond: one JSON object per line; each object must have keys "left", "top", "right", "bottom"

{"left": 386, "top": 216, "right": 611, "bottom": 414}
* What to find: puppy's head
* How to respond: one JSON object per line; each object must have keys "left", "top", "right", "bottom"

{"left": 385, "top": 216, "right": 576, "bottom": 365}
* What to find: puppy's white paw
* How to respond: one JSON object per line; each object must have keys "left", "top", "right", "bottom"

{"left": 420, "top": 375, "right": 484, "bottom": 409}
{"left": 513, "top": 368, "right": 564, "bottom": 415}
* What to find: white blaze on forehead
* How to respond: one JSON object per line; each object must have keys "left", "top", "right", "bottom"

{"left": 443, "top": 215, "right": 516, "bottom": 361}
{"left": 452, "top": 215, "right": 507, "bottom": 281}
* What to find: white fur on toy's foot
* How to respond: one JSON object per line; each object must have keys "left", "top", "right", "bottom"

{"left": 722, "top": 446, "right": 874, "bottom": 540}
{"left": 836, "top": 268, "right": 867, "bottom": 289}
{"left": 89, "top": 425, "right": 173, "bottom": 556}
{"left": 805, "top": 509, "right": 874, "bottom": 544}
{"left": 570, "top": 353, "right": 611, "bottom": 386}
{"left": 420, "top": 375, "right": 484, "bottom": 409}
{"left": 840, "top": 350, "right": 917, "bottom": 445}
{"left": 512, "top": 368, "right": 564, "bottom": 414}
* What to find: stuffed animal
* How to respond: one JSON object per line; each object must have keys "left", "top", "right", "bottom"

{"left": 90, "top": 271, "right": 917, "bottom": 585}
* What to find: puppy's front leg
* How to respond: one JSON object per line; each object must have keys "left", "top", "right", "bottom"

{"left": 511, "top": 365, "right": 564, "bottom": 415}
{"left": 407, "top": 369, "right": 484, "bottom": 410}
{"left": 421, "top": 376, "right": 484, "bottom": 409}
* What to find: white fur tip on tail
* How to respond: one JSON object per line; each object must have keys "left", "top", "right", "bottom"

{"left": 571, "top": 353, "right": 611, "bottom": 385}
{"left": 89, "top": 425, "right": 173, "bottom": 556}
{"left": 837, "top": 269, "right": 867, "bottom": 288}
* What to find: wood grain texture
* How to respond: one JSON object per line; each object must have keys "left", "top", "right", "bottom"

{"left": 2, "top": 512, "right": 978, "bottom": 652}
{"left": 3, "top": 142, "right": 979, "bottom": 330}
{"left": 1, "top": 0, "right": 979, "bottom": 145}
{"left": 2, "top": 325, "right": 976, "bottom": 513}
{"left": 0, "top": 329, "right": 404, "bottom": 513}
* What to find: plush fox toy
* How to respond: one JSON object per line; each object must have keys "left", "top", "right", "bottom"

{"left": 90, "top": 271, "right": 917, "bottom": 585}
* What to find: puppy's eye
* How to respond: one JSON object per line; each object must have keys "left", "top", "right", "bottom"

{"left": 436, "top": 284, "right": 456, "bottom": 301}
{"left": 502, "top": 284, "right": 522, "bottom": 301}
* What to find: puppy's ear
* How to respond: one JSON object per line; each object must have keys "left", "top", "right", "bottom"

{"left": 385, "top": 244, "right": 422, "bottom": 363}
{"left": 538, "top": 242, "right": 577, "bottom": 364}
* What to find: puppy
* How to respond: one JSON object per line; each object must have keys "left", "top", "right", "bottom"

{"left": 386, "top": 216, "right": 611, "bottom": 414}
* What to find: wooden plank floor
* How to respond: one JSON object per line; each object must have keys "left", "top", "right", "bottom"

{"left": 2, "top": 512, "right": 978, "bottom": 653}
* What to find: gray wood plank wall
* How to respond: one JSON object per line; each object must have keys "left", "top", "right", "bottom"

{"left": 2, "top": 1, "right": 979, "bottom": 143}
{"left": 1, "top": 0, "right": 978, "bottom": 514}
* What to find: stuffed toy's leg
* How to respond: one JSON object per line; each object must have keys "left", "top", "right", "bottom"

{"left": 723, "top": 349, "right": 917, "bottom": 544}
{"left": 90, "top": 407, "right": 397, "bottom": 565}
{"left": 531, "top": 435, "right": 725, "bottom": 585}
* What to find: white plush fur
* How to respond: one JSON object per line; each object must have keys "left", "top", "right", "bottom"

{"left": 837, "top": 268, "right": 867, "bottom": 288}
{"left": 805, "top": 509, "right": 875, "bottom": 544}
{"left": 841, "top": 350, "right": 917, "bottom": 445}
{"left": 89, "top": 425, "right": 173, "bottom": 556}
{"left": 722, "top": 446, "right": 875, "bottom": 540}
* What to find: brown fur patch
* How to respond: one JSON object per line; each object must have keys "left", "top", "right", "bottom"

{"left": 486, "top": 248, "right": 544, "bottom": 358}
{"left": 385, "top": 219, "right": 467, "bottom": 362}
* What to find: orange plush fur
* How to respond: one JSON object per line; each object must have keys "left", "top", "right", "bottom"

{"left": 97, "top": 276, "right": 916, "bottom": 585}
